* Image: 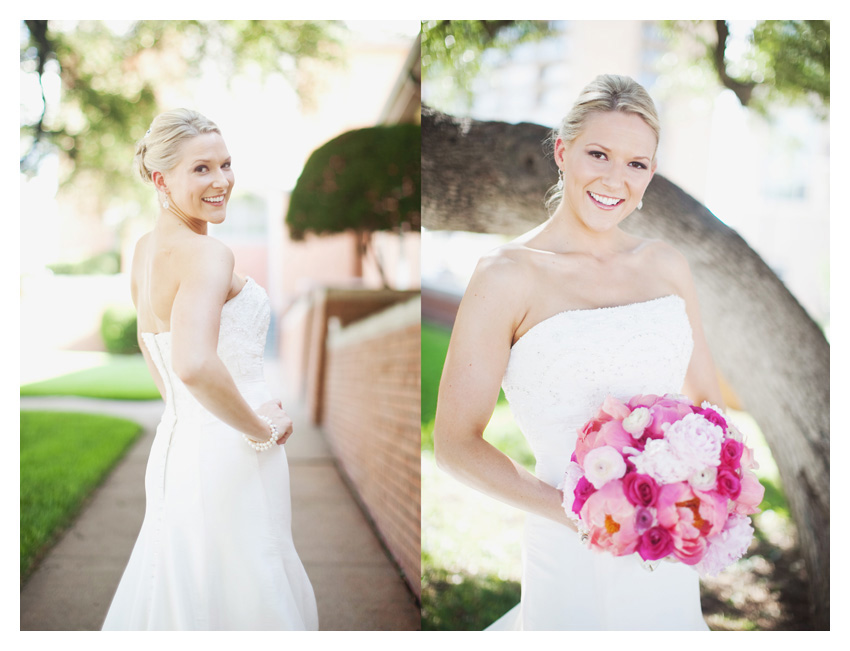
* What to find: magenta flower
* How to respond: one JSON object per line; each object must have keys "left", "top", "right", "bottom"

{"left": 572, "top": 476, "right": 596, "bottom": 514}
{"left": 622, "top": 473, "right": 659, "bottom": 507}
{"left": 720, "top": 438, "right": 743, "bottom": 469}
{"left": 715, "top": 467, "right": 742, "bottom": 500}
{"left": 637, "top": 526, "right": 675, "bottom": 561}
{"left": 694, "top": 405, "right": 727, "bottom": 430}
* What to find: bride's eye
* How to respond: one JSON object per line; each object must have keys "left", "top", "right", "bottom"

{"left": 588, "top": 151, "right": 607, "bottom": 160}
{"left": 630, "top": 161, "right": 648, "bottom": 170}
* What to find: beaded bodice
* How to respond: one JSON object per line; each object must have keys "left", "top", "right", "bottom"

{"left": 501, "top": 295, "right": 693, "bottom": 485}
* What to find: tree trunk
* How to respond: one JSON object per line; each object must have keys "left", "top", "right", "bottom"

{"left": 422, "top": 107, "right": 830, "bottom": 630}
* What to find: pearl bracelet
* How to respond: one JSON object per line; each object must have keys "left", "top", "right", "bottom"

{"left": 242, "top": 415, "right": 281, "bottom": 452}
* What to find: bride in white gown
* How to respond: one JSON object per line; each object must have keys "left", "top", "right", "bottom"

{"left": 434, "top": 75, "right": 721, "bottom": 630}
{"left": 102, "top": 109, "right": 318, "bottom": 630}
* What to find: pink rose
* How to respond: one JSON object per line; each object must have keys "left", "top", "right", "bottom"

{"left": 622, "top": 473, "right": 659, "bottom": 507}
{"left": 637, "top": 526, "right": 675, "bottom": 561}
{"left": 720, "top": 438, "right": 743, "bottom": 469}
{"left": 572, "top": 476, "right": 596, "bottom": 515}
{"left": 715, "top": 467, "right": 742, "bottom": 500}
{"left": 733, "top": 470, "right": 765, "bottom": 515}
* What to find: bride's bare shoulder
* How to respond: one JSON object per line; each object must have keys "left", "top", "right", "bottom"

{"left": 469, "top": 241, "right": 537, "bottom": 291}
{"left": 637, "top": 238, "right": 696, "bottom": 296}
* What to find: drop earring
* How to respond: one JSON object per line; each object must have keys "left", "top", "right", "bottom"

{"left": 557, "top": 168, "right": 564, "bottom": 191}
{"left": 637, "top": 200, "right": 643, "bottom": 210}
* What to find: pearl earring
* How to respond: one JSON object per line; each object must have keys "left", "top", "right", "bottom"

{"left": 557, "top": 168, "right": 564, "bottom": 191}
{"left": 637, "top": 200, "right": 643, "bottom": 210}
{"left": 162, "top": 198, "right": 169, "bottom": 210}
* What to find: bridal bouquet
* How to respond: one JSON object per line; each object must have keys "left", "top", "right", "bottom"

{"left": 559, "top": 394, "right": 765, "bottom": 577}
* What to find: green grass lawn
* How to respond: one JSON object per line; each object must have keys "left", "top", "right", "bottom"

{"left": 21, "top": 352, "right": 160, "bottom": 400}
{"left": 421, "top": 320, "right": 532, "bottom": 629}
{"left": 20, "top": 410, "right": 143, "bottom": 583}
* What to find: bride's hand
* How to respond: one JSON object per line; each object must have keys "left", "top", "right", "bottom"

{"left": 255, "top": 399, "right": 294, "bottom": 445}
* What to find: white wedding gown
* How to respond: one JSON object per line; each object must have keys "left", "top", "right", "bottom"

{"left": 488, "top": 295, "right": 709, "bottom": 631}
{"left": 102, "top": 277, "right": 318, "bottom": 630}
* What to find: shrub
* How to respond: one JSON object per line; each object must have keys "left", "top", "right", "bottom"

{"left": 48, "top": 250, "right": 121, "bottom": 275}
{"left": 100, "top": 304, "right": 140, "bottom": 354}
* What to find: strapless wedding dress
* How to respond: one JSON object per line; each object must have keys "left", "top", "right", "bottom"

{"left": 488, "top": 295, "right": 709, "bottom": 631}
{"left": 102, "top": 277, "right": 318, "bottom": 630}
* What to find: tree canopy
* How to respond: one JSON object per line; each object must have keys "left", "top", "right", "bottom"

{"left": 285, "top": 123, "right": 421, "bottom": 241}
{"left": 420, "top": 20, "right": 552, "bottom": 106}
{"left": 665, "top": 20, "right": 829, "bottom": 118}
{"left": 421, "top": 20, "right": 829, "bottom": 118}
{"left": 20, "top": 20, "right": 344, "bottom": 206}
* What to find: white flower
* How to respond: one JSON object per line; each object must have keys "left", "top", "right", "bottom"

{"left": 583, "top": 446, "right": 627, "bottom": 489}
{"left": 665, "top": 413, "right": 723, "bottom": 470}
{"left": 726, "top": 421, "right": 744, "bottom": 442}
{"left": 630, "top": 438, "right": 692, "bottom": 484}
{"left": 695, "top": 513, "right": 754, "bottom": 577}
{"left": 630, "top": 414, "right": 723, "bottom": 485}
{"left": 688, "top": 466, "right": 717, "bottom": 491}
{"left": 622, "top": 407, "right": 651, "bottom": 437}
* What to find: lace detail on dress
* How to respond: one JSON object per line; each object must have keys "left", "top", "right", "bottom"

{"left": 216, "top": 277, "right": 270, "bottom": 383}
{"left": 502, "top": 295, "right": 693, "bottom": 485}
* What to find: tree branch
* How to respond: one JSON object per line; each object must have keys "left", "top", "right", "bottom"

{"left": 712, "top": 20, "right": 756, "bottom": 106}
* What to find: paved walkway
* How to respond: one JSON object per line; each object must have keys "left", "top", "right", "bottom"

{"left": 19, "top": 362, "right": 421, "bottom": 631}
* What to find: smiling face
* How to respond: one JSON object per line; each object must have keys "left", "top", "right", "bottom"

{"left": 155, "top": 132, "right": 234, "bottom": 229}
{"left": 555, "top": 110, "right": 657, "bottom": 233}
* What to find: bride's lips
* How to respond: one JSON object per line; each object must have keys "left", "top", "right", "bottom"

{"left": 202, "top": 195, "right": 226, "bottom": 206}
{"left": 587, "top": 191, "right": 624, "bottom": 210}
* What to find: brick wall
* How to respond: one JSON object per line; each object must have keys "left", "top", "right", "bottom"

{"left": 279, "top": 287, "right": 419, "bottom": 423}
{"left": 322, "top": 297, "right": 421, "bottom": 599}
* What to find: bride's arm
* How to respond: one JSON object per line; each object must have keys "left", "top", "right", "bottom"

{"left": 656, "top": 243, "right": 725, "bottom": 409}
{"left": 434, "top": 253, "right": 576, "bottom": 530}
{"left": 169, "top": 237, "right": 292, "bottom": 445}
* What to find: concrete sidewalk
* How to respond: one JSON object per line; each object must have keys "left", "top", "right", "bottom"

{"left": 19, "top": 362, "right": 421, "bottom": 631}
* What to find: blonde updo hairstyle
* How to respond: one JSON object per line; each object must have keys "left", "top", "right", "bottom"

{"left": 546, "top": 74, "right": 660, "bottom": 210}
{"left": 134, "top": 108, "right": 221, "bottom": 191}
